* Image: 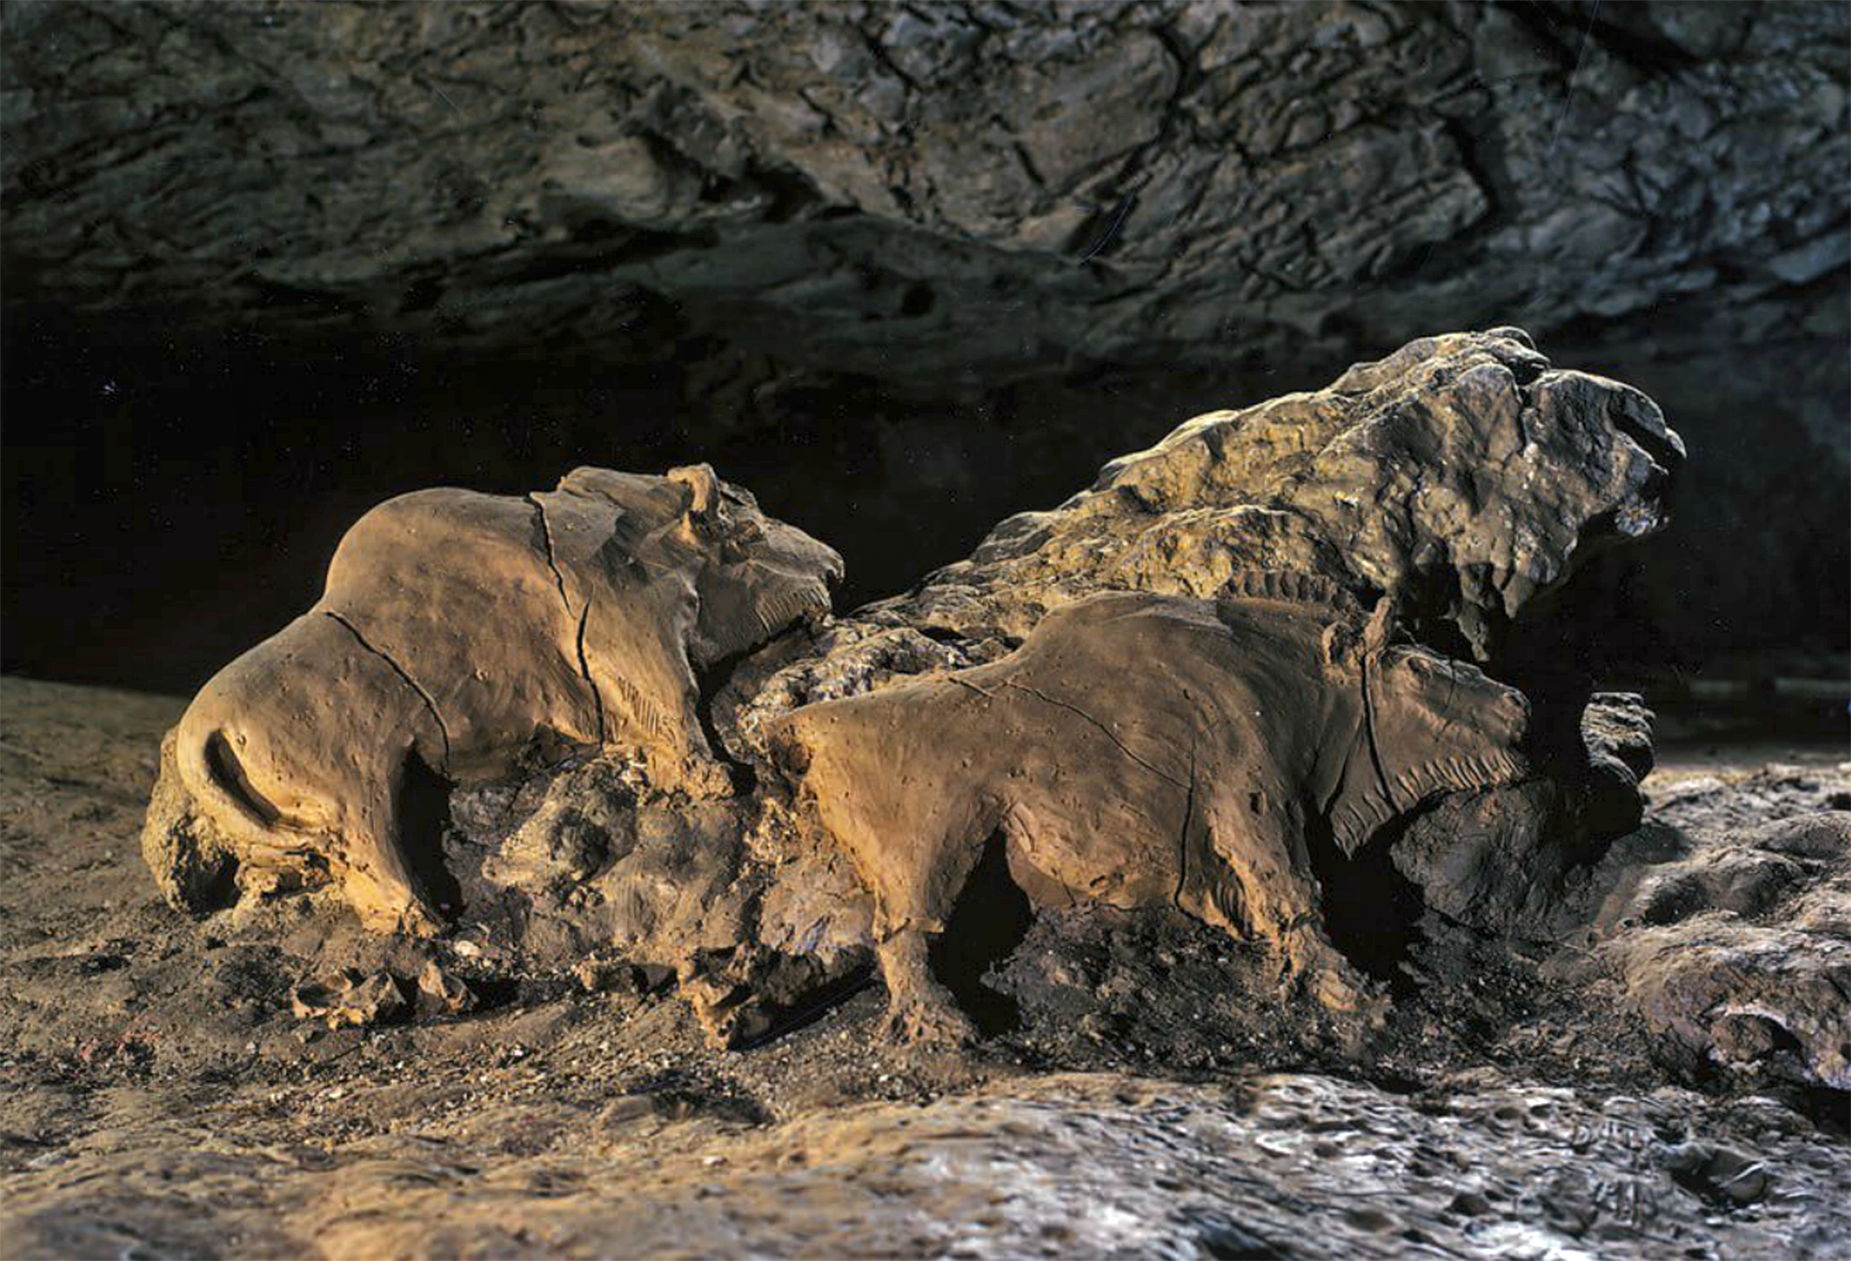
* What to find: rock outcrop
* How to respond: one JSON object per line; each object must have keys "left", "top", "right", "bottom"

{"left": 763, "top": 330, "right": 1679, "bottom": 670}
{"left": 1556, "top": 768, "right": 1851, "bottom": 1094}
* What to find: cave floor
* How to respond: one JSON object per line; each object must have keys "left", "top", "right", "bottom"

{"left": 1, "top": 675, "right": 1846, "bottom": 1259}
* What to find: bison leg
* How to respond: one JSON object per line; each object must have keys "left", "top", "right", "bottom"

{"left": 794, "top": 724, "right": 997, "bottom": 1045}
{"left": 876, "top": 928, "right": 976, "bottom": 1048}
{"left": 344, "top": 858, "right": 444, "bottom": 937}
{"left": 865, "top": 829, "right": 991, "bottom": 1048}
{"left": 1196, "top": 799, "right": 1382, "bottom": 1014}
{"left": 340, "top": 765, "right": 446, "bottom": 938}
{"left": 1281, "top": 923, "right": 1379, "bottom": 1014}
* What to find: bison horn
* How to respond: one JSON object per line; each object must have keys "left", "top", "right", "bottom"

{"left": 667, "top": 463, "right": 722, "bottom": 521}
{"left": 1361, "top": 593, "right": 1397, "bottom": 654}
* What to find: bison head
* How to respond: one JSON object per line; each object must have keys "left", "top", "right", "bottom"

{"left": 664, "top": 464, "right": 844, "bottom": 668}
{"left": 1325, "top": 598, "right": 1534, "bottom": 855}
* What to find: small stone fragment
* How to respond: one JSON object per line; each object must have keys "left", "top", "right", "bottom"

{"left": 288, "top": 969, "right": 407, "bottom": 1030}
{"left": 415, "top": 960, "right": 477, "bottom": 1018}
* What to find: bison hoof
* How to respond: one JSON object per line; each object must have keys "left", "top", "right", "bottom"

{"left": 365, "top": 899, "right": 446, "bottom": 939}
{"left": 1292, "top": 960, "right": 1390, "bottom": 1028}
{"left": 1314, "top": 968, "right": 1388, "bottom": 1018}
{"left": 884, "top": 999, "right": 977, "bottom": 1049}
{"left": 400, "top": 905, "right": 447, "bottom": 938}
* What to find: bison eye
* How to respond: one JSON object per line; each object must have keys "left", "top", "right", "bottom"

{"left": 690, "top": 505, "right": 734, "bottom": 538}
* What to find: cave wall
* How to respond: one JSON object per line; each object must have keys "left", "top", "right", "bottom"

{"left": 2, "top": 0, "right": 1846, "bottom": 694}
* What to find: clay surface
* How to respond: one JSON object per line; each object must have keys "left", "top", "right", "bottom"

{"left": 141, "top": 464, "right": 841, "bottom": 935}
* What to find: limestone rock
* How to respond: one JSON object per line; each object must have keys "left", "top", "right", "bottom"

{"left": 4, "top": 2, "right": 1841, "bottom": 396}
{"left": 469, "top": 761, "right": 754, "bottom": 969}
{"left": 727, "top": 330, "right": 1682, "bottom": 919}
{"left": 1390, "top": 693, "right": 1663, "bottom": 934}
{"left": 1390, "top": 781, "right": 1569, "bottom": 933}
{"left": 734, "top": 331, "right": 1682, "bottom": 766}
{"left": 447, "top": 754, "right": 874, "bottom": 991}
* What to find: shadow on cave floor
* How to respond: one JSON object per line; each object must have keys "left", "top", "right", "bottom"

{"left": 1305, "top": 812, "right": 1426, "bottom": 998}
{"left": 929, "top": 833, "right": 1034, "bottom": 1038}
{"left": 399, "top": 752, "right": 464, "bottom": 919}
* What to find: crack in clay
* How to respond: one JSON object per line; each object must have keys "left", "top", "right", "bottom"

{"left": 575, "top": 603, "right": 607, "bottom": 745}
{"left": 999, "top": 681, "right": 1188, "bottom": 790}
{"left": 1171, "top": 737, "right": 1199, "bottom": 911}
{"left": 948, "top": 676, "right": 1000, "bottom": 701}
{"left": 1359, "top": 654, "right": 1402, "bottom": 815}
{"left": 526, "top": 494, "right": 573, "bottom": 613}
{"left": 529, "top": 494, "right": 607, "bottom": 744}
{"left": 323, "top": 610, "right": 452, "bottom": 774}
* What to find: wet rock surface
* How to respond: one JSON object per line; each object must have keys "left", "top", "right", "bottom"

{"left": 3, "top": 676, "right": 1849, "bottom": 1258}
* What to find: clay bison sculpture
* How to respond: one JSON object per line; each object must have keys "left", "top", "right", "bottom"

{"left": 774, "top": 574, "right": 1535, "bottom": 1043}
{"left": 142, "top": 464, "right": 841, "bottom": 935}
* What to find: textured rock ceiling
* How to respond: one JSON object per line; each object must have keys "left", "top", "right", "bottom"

{"left": 5, "top": 1, "right": 1845, "bottom": 382}
{"left": 2, "top": 0, "right": 1846, "bottom": 689}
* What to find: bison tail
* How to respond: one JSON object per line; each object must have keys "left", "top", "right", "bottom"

{"left": 141, "top": 727, "right": 243, "bottom": 914}
{"left": 180, "top": 724, "right": 287, "bottom": 839}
